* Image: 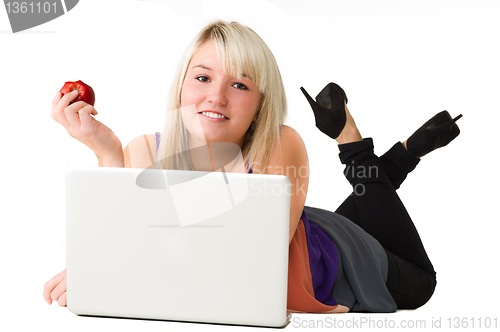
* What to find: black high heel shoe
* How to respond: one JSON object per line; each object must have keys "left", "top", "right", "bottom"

{"left": 406, "top": 111, "right": 463, "bottom": 158}
{"left": 300, "top": 82, "right": 348, "bottom": 139}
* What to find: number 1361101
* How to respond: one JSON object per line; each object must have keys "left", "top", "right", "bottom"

{"left": 5, "top": 2, "right": 57, "bottom": 14}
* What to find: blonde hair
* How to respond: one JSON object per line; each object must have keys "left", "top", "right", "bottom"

{"left": 156, "top": 20, "right": 287, "bottom": 173}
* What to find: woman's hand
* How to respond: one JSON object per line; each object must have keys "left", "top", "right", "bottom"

{"left": 51, "top": 90, "right": 123, "bottom": 160}
{"left": 43, "top": 269, "right": 67, "bottom": 306}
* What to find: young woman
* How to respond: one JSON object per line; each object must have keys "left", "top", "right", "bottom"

{"left": 44, "top": 20, "right": 462, "bottom": 313}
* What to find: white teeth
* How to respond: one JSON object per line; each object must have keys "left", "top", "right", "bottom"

{"left": 201, "top": 111, "right": 227, "bottom": 119}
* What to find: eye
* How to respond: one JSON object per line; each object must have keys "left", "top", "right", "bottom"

{"left": 196, "top": 75, "right": 210, "bottom": 83}
{"left": 233, "top": 82, "right": 248, "bottom": 90}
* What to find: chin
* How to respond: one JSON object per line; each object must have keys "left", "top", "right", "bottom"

{"left": 204, "top": 136, "right": 235, "bottom": 144}
{"left": 199, "top": 130, "right": 230, "bottom": 143}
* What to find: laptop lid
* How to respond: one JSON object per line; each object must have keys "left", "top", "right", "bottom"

{"left": 66, "top": 165, "right": 291, "bottom": 327}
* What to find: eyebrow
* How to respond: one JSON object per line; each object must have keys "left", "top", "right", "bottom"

{"left": 192, "top": 64, "right": 212, "bottom": 70}
{"left": 192, "top": 64, "right": 252, "bottom": 80}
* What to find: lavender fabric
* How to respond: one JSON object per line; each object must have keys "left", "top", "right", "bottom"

{"left": 301, "top": 211, "right": 339, "bottom": 306}
{"left": 155, "top": 132, "right": 160, "bottom": 158}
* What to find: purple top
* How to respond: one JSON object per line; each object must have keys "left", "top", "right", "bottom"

{"left": 156, "top": 132, "right": 339, "bottom": 306}
{"left": 303, "top": 212, "right": 340, "bottom": 305}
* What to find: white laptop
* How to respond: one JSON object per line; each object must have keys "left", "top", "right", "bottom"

{"left": 65, "top": 165, "right": 291, "bottom": 328}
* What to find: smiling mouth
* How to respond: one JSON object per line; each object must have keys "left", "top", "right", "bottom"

{"left": 198, "top": 111, "right": 229, "bottom": 120}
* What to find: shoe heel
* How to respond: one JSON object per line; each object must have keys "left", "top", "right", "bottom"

{"left": 451, "top": 114, "right": 463, "bottom": 124}
{"left": 300, "top": 87, "right": 322, "bottom": 111}
{"left": 407, "top": 111, "right": 463, "bottom": 158}
{"left": 435, "top": 112, "right": 463, "bottom": 131}
{"left": 434, "top": 113, "right": 463, "bottom": 149}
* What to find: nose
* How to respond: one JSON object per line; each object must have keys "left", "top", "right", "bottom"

{"left": 207, "top": 81, "right": 227, "bottom": 106}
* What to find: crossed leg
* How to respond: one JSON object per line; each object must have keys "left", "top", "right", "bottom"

{"left": 332, "top": 104, "right": 437, "bottom": 309}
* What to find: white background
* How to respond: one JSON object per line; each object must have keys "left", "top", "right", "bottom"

{"left": 1, "top": 0, "right": 499, "bottom": 331}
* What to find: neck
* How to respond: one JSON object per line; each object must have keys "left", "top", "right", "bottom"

{"left": 188, "top": 135, "right": 247, "bottom": 173}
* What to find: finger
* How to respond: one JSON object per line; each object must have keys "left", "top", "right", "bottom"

{"left": 64, "top": 101, "right": 88, "bottom": 129}
{"left": 79, "top": 105, "right": 98, "bottom": 134}
{"left": 50, "top": 278, "right": 66, "bottom": 302}
{"left": 52, "top": 90, "right": 79, "bottom": 128}
{"left": 43, "top": 270, "right": 66, "bottom": 304}
{"left": 44, "top": 292, "right": 52, "bottom": 305}
{"left": 60, "top": 89, "right": 80, "bottom": 104}
{"left": 43, "top": 270, "right": 65, "bottom": 299}
{"left": 52, "top": 91, "right": 62, "bottom": 111}
{"left": 58, "top": 292, "right": 67, "bottom": 307}
{"left": 51, "top": 91, "right": 69, "bottom": 128}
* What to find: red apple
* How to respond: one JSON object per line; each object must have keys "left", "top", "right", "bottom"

{"left": 60, "top": 80, "right": 95, "bottom": 106}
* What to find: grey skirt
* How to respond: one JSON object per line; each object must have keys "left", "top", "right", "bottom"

{"left": 304, "top": 205, "right": 397, "bottom": 312}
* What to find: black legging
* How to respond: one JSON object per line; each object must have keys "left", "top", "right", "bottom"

{"left": 334, "top": 138, "right": 437, "bottom": 309}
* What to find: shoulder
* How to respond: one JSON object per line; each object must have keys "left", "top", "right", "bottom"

{"left": 274, "top": 125, "right": 308, "bottom": 163}
{"left": 126, "top": 134, "right": 157, "bottom": 152}
{"left": 280, "top": 125, "right": 306, "bottom": 151}
{"left": 266, "top": 125, "right": 308, "bottom": 174}
{"left": 123, "top": 134, "right": 157, "bottom": 168}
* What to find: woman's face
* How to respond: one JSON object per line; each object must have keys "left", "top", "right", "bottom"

{"left": 180, "top": 40, "right": 262, "bottom": 149}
